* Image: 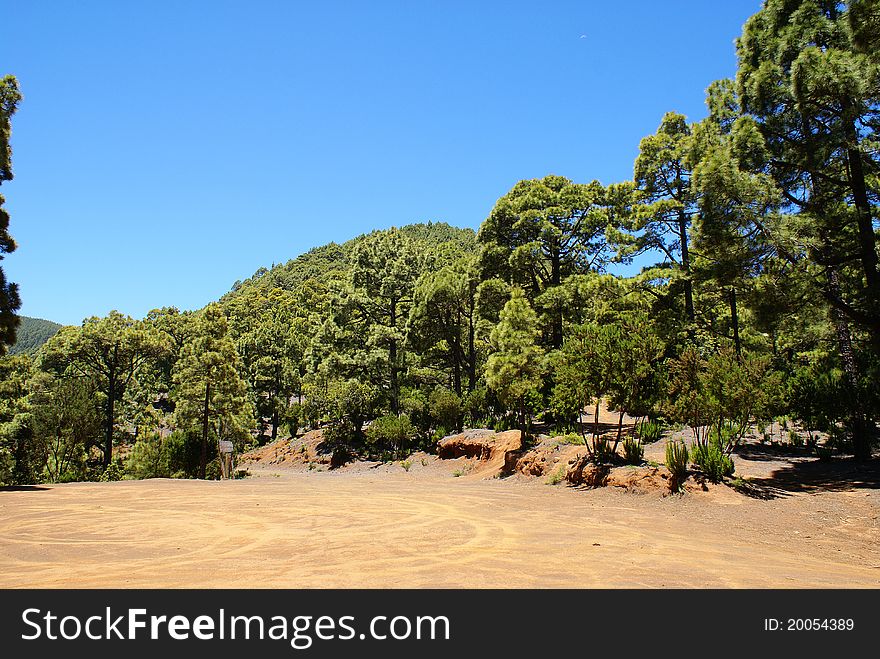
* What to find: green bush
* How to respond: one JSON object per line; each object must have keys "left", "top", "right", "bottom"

{"left": 429, "top": 387, "right": 461, "bottom": 433}
{"left": 588, "top": 437, "right": 616, "bottom": 464}
{"left": 126, "top": 431, "right": 204, "bottom": 480}
{"left": 285, "top": 402, "right": 302, "bottom": 438}
{"left": 126, "top": 438, "right": 165, "bottom": 479}
{"left": 99, "top": 459, "right": 125, "bottom": 482}
{"left": 634, "top": 418, "right": 664, "bottom": 443}
{"left": 557, "top": 433, "right": 585, "bottom": 446}
{"left": 665, "top": 440, "right": 689, "bottom": 492}
{"left": 366, "top": 414, "right": 416, "bottom": 457}
{"left": 462, "top": 387, "right": 491, "bottom": 428}
{"left": 546, "top": 465, "right": 566, "bottom": 485}
{"left": 690, "top": 437, "right": 734, "bottom": 482}
{"left": 622, "top": 436, "right": 644, "bottom": 465}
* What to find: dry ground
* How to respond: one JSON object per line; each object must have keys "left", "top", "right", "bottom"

{"left": 1, "top": 453, "right": 878, "bottom": 588}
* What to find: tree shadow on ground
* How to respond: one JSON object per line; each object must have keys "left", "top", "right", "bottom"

{"left": 0, "top": 485, "right": 51, "bottom": 492}
{"left": 734, "top": 442, "right": 815, "bottom": 462}
{"left": 744, "top": 458, "right": 880, "bottom": 498}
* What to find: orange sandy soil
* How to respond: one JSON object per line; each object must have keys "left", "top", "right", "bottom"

{"left": 0, "top": 450, "right": 878, "bottom": 588}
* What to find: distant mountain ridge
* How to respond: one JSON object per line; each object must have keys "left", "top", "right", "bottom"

{"left": 9, "top": 316, "right": 62, "bottom": 355}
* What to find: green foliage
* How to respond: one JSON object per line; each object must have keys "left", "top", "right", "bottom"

{"left": 690, "top": 434, "right": 735, "bottom": 482}
{"left": 557, "top": 433, "right": 585, "bottom": 446}
{"left": 428, "top": 387, "right": 461, "bottom": 433}
{"left": 98, "top": 459, "right": 125, "bottom": 482}
{"left": 366, "top": 413, "right": 416, "bottom": 457}
{"left": 29, "top": 371, "right": 103, "bottom": 483}
{"left": 546, "top": 465, "right": 566, "bottom": 485}
{"left": 322, "top": 378, "right": 379, "bottom": 451}
{"left": 39, "top": 311, "right": 168, "bottom": 467}
{"left": 0, "top": 74, "right": 22, "bottom": 354}
{"left": 485, "top": 288, "right": 545, "bottom": 431}
{"left": 124, "top": 432, "right": 207, "bottom": 480}
{"left": 667, "top": 347, "right": 779, "bottom": 451}
{"left": 172, "top": 304, "right": 252, "bottom": 478}
{"left": 622, "top": 436, "right": 644, "bottom": 465}
{"left": 634, "top": 418, "right": 665, "bottom": 443}
{"left": 665, "top": 440, "right": 689, "bottom": 492}
{"left": 8, "top": 316, "right": 62, "bottom": 355}
{"left": 587, "top": 437, "right": 617, "bottom": 464}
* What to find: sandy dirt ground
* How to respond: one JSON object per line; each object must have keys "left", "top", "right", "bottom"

{"left": 1, "top": 453, "right": 878, "bottom": 588}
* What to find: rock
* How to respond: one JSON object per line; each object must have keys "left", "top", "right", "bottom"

{"left": 436, "top": 430, "right": 522, "bottom": 479}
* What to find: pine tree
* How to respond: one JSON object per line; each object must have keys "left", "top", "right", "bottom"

{"left": 485, "top": 288, "right": 545, "bottom": 432}
{"left": 0, "top": 75, "right": 22, "bottom": 353}
{"left": 172, "top": 304, "right": 252, "bottom": 478}
{"left": 40, "top": 312, "right": 167, "bottom": 467}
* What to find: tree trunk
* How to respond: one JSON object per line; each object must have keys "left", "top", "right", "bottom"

{"left": 593, "top": 399, "right": 601, "bottom": 441}
{"left": 550, "top": 247, "right": 563, "bottom": 349}
{"left": 845, "top": 126, "right": 880, "bottom": 305}
{"left": 828, "top": 269, "right": 870, "bottom": 461}
{"left": 390, "top": 299, "right": 399, "bottom": 414}
{"left": 612, "top": 409, "right": 625, "bottom": 454}
{"left": 200, "top": 381, "right": 211, "bottom": 479}
{"left": 104, "top": 370, "right": 116, "bottom": 467}
{"left": 678, "top": 208, "right": 695, "bottom": 323}
{"left": 729, "top": 288, "right": 741, "bottom": 359}
{"left": 452, "top": 317, "right": 462, "bottom": 397}
{"left": 271, "top": 407, "right": 279, "bottom": 440}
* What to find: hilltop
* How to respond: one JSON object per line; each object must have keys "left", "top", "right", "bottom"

{"left": 224, "top": 221, "right": 476, "bottom": 299}
{"left": 8, "top": 316, "right": 62, "bottom": 355}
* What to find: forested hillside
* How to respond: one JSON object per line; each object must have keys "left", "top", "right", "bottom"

{"left": 0, "top": 0, "right": 877, "bottom": 487}
{"left": 7, "top": 316, "right": 61, "bottom": 355}
{"left": 226, "top": 222, "right": 476, "bottom": 299}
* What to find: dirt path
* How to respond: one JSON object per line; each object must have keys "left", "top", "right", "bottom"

{"left": 0, "top": 467, "right": 877, "bottom": 588}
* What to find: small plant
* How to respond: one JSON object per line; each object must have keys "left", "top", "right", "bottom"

{"left": 634, "top": 418, "right": 664, "bottom": 443}
{"left": 99, "top": 459, "right": 125, "bottom": 482}
{"left": 665, "top": 440, "right": 689, "bottom": 492}
{"left": 587, "top": 437, "right": 616, "bottom": 464}
{"left": 557, "top": 433, "right": 585, "bottom": 446}
{"left": 420, "top": 458, "right": 428, "bottom": 467}
{"left": 545, "top": 465, "right": 566, "bottom": 485}
{"left": 788, "top": 429, "right": 803, "bottom": 447}
{"left": 452, "top": 469, "right": 465, "bottom": 478}
{"left": 307, "top": 461, "right": 316, "bottom": 471}
{"left": 622, "top": 436, "right": 644, "bottom": 465}
{"left": 690, "top": 438, "right": 734, "bottom": 482}
{"left": 400, "top": 459, "right": 412, "bottom": 472}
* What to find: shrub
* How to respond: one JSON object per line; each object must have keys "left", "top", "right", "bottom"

{"left": 665, "top": 440, "right": 689, "bottom": 492}
{"left": 462, "top": 386, "right": 491, "bottom": 428}
{"left": 634, "top": 418, "right": 664, "bottom": 443}
{"left": 690, "top": 438, "right": 734, "bottom": 482}
{"left": 284, "top": 403, "right": 302, "bottom": 438}
{"left": 400, "top": 459, "right": 412, "bottom": 472}
{"left": 366, "top": 414, "right": 416, "bottom": 457}
{"left": 126, "top": 438, "right": 165, "bottom": 479}
{"left": 622, "top": 437, "right": 644, "bottom": 465}
{"left": 587, "top": 437, "right": 616, "bottom": 464}
{"left": 557, "top": 433, "right": 585, "bottom": 446}
{"left": 546, "top": 465, "right": 566, "bottom": 485}
{"left": 126, "top": 431, "right": 203, "bottom": 480}
{"left": 429, "top": 387, "right": 461, "bottom": 433}
{"left": 99, "top": 459, "right": 126, "bottom": 482}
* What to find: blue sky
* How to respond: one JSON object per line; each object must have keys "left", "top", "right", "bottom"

{"left": 3, "top": 0, "right": 761, "bottom": 326}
